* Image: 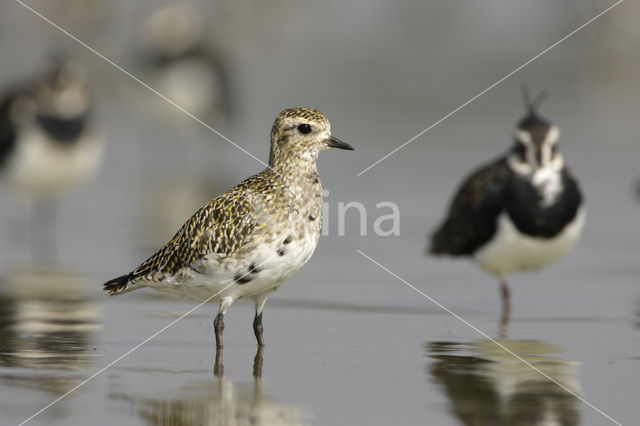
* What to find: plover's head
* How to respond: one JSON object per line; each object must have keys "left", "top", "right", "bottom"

{"left": 269, "top": 107, "right": 353, "bottom": 166}
{"left": 36, "top": 58, "right": 91, "bottom": 119}
{"left": 509, "top": 93, "right": 562, "bottom": 174}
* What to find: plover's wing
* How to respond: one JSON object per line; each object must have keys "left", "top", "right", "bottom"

{"left": 430, "top": 157, "right": 511, "bottom": 256}
{"left": 104, "top": 178, "right": 269, "bottom": 294}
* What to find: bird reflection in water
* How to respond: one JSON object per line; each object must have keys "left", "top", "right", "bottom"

{"left": 0, "top": 266, "right": 101, "bottom": 394}
{"left": 114, "top": 346, "right": 310, "bottom": 426}
{"left": 427, "top": 339, "right": 581, "bottom": 426}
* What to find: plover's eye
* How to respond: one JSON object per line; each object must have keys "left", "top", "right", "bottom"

{"left": 297, "top": 123, "right": 312, "bottom": 134}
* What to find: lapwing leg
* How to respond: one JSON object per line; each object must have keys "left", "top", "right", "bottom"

{"left": 33, "top": 198, "right": 58, "bottom": 263}
{"left": 253, "top": 290, "right": 275, "bottom": 346}
{"left": 500, "top": 280, "right": 511, "bottom": 327}
{"left": 214, "top": 297, "right": 233, "bottom": 349}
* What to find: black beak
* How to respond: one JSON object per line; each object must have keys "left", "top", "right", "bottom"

{"left": 326, "top": 136, "right": 354, "bottom": 150}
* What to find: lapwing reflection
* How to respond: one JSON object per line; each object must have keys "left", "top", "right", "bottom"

{"left": 428, "top": 339, "right": 581, "bottom": 426}
{"left": 0, "top": 266, "right": 101, "bottom": 394}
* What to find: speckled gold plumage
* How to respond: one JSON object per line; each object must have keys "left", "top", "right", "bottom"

{"left": 127, "top": 170, "right": 294, "bottom": 284}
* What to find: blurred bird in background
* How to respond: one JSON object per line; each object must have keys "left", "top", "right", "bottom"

{"left": 0, "top": 56, "right": 105, "bottom": 260}
{"left": 429, "top": 91, "right": 584, "bottom": 327}
{"left": 137, "top": 2, "right": 235, "bottom": 124}
{"left": 131, "top": 2, "right": 240, "bottom": 252}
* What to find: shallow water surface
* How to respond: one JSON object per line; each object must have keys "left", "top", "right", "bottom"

{"left": 1, "top": 1, "right": 640, "bottom": 425}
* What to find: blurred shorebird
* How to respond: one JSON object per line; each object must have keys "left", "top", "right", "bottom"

{"left": 0, "top": 58, "right": 104, "bottom": 256}
{"left": 137, "top": 3, "right": 235, "bottom": 122}
{"left": 104, "top": 107, "right": 353, "bottom": 348}
{"left": 429, "top": 91, "right": 584, "bottom": 324}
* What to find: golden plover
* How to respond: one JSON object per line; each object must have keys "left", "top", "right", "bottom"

{"left": 429, "top": 92, "right": 584, "bottom": 324}
{"left": 104, "top": 107, "right": 353, "bottom": 348}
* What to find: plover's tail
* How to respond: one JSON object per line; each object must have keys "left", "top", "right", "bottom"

{"left": 103, "top": 273, "right": 133, "bottom": 295}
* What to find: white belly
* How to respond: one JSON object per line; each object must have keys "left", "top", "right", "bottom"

{"left": 5, "top": 127, "right": 105, "bottom": 197}
{"left": 474, "top": 208, "right": 585, "bottom": 279}
{"left": 146, "top": 231, "right": 319, "bottom": 302}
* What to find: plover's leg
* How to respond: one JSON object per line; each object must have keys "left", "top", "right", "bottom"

{"left": 499, "top": 280, "right": 511, "bottom": 327}
{"left": 253, "top": 345, "right": 264, "bottom": 378}
{"left": 253, "top": 289, "right": 275, "bottom": 346}
{"left": 214, "top": 297, "right": 234, "bottom": 349}
{"left": 214, "top": 346, "right": 223, "bottom": 377}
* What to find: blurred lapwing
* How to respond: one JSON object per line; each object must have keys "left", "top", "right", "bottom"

{"left": 0, "top": 57, "right": 104, "bottom": 256}
{"left": 429, "top": 90, "right": 584, "bottom": 324}
{"left": 104, "top": 108, "right": 353, "bottom": 349}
